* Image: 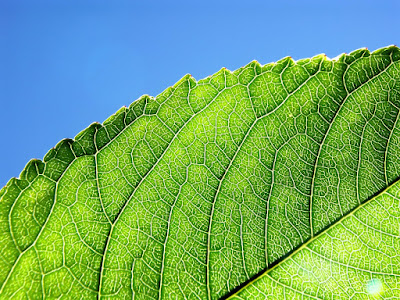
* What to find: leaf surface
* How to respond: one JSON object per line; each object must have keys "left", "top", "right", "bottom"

{"left": 1, "top": 46, "right": 400, "bottom": 299}
{"left": 229, "top": 180, "right": 400, "bottom": 299}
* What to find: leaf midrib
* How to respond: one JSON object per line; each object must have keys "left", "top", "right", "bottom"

{"left": 225, "top": 178, "right": 400, "bottom": 299}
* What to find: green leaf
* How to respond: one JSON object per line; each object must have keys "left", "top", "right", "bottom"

{"left": 1, "top": 45, "right": 400, "bottom": 299}
{"left": 229, "top": 180, "right": 400, "bottom": 299}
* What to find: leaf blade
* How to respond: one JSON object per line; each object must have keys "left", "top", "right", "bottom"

{"left": 229, "top": 179, "right": 400, "bottom": 299}
{"left": 1, "top": 46, "right": 400, "bottom": 299}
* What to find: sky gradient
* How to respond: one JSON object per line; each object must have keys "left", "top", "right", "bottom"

{"left": 1, "top": 0, "right": 399, "bottom": 187}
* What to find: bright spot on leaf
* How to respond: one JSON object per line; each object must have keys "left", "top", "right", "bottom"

{"left": 366, "top": 278, "right": 383, "bottom": 296}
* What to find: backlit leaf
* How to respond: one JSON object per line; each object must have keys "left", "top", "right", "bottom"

{"left": 1, "top": 46, "right": 400, "bottom": 299}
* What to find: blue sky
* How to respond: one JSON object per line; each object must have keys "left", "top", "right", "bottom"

{"left": 0, "top": 0, "right": 399, "bottom": 187}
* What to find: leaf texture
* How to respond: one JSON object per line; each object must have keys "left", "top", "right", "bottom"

{"left": 229, "top": 180, "right": 400, "bottom": 299}
{"left": 1, "top": 46, "right": 400, "bottom": 299}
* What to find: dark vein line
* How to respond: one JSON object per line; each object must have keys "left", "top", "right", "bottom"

{"left": 224, "top": 179, "right": 400, "bottom": 299}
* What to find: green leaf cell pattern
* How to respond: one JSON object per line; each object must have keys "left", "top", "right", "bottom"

{"left": 1, "top": 46, "right": 400, "bottom": 299}
{"left": 229, "top": 181, "right": 400, "bottom": 299}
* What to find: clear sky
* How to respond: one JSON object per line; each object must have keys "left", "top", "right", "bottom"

{"left": 0, "top": 0, "right": 399, "bottom": 187}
